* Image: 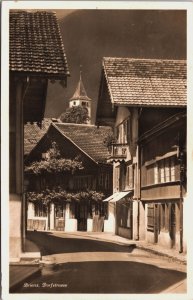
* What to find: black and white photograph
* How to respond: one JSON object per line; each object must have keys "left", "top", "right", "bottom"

{"left": 1, "top": 1, "right": 192, "bottom": 299}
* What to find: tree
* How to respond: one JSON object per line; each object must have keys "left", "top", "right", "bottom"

{"left": 60, "top": 105, "right": 90, "bottom": 124}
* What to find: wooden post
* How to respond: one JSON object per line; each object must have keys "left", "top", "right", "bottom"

{"left": 15, "top": 79, "right": 24, "bottom": 194}
{"left": 15, "top": 78, "right": 26, "bottom": 252}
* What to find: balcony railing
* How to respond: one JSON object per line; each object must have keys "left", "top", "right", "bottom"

{"left": 108, "top": 143, "right": 128, "bottom": 162}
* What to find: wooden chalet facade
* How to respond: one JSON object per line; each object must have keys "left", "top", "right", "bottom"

{"left": 9, "top": 10, "right": 69, "bottom": 261}
{"left": 96, "top": 57, "right": 187, "bottom": 252}
{"left": 24, "top": 122, "right": 113, "bottom": 232}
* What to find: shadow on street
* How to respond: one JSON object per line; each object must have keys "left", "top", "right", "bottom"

{"left": 26, "top": 231, "right": 135, "bottom": 255}
{"left": 16, "top": 260, "right": 186, "bottom": 294}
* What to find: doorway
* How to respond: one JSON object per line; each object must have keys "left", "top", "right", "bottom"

{"left": 77, "top": 201, "right": 87, "bottom": 231}
{"left": 55, "top": 204, "right": 65, "bottom": 231}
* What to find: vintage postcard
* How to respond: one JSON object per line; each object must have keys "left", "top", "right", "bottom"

{"left": 1, "top": 1, "right": 193, "bottom": 300}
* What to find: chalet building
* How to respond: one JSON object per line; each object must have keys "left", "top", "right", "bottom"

{"left": 68, "top": 70, "right": 92, "bottom": 123}
{"left": 24, "top": 122, "right": 113, "bottom": 232}
{"left": 9, "top": 10, "right": 69, "bottom": 261}
{"left": 96, "top": 57, "right": 187, "bottom": 252}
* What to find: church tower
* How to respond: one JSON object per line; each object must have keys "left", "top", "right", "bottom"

{"left": 69, "top": 69, "right": 92, "bottom": 124}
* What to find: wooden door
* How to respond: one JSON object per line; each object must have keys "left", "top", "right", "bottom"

{"left": 55, "top": 204, "right": 65, "bottom": 231}
{"left": 77, "top": 202, "right": 87, "bottom": 231}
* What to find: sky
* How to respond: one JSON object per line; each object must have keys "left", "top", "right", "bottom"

{"left": 45, "top": 9, "right": 186, "bottom": 123}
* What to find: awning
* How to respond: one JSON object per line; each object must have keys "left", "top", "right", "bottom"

{"left": 103, "top": 191, "right": 132, "bottom": 203}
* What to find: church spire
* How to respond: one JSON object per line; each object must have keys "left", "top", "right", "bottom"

{"left": 70, "top": 66, "right": 91, "bottom": 102}
{"left": 69, "top": 66, "right": 92, "bottom": 123}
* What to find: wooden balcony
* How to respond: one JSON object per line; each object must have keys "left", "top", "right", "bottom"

{"left": 107, "top": 143, "right": 128, "bottom": 162}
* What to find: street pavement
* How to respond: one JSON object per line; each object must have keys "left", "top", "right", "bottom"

{"left": 14, "top": 231, "right": 186, "bottom": 294}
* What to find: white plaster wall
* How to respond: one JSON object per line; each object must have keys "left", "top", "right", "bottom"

{"left": 50, "top": 203, "right": 55, "bottom": 230}
{"left": 115, "top": 106, "right": 130, "bottom": 126}
{"left": 28, "top": 202, "right": 34, "bottom": 218}
{"left": 158, "top": 231, "right": 171, "bottom": 249}
{"left": 183, "top": 196, "right": 187, "bottom": 253}
{"left": 87, "top": 219, "right": 93, "bottom": 232}
{"left": 175, "top": 232, "right": 181, "bottom": 252}
{"left": 146, "top": 231, "right": 155, "bottom": 244}
{"left": 104, "top": 203, "right": 115, "bottom": 233}
{"left": 10, "top": 194, "right": 22, "bottom": 260}
{"left": 65, "top": 219, "right": 77, "bottom": 232}
{"left": 65, "top": 203, "right": 77, "bottom": 232}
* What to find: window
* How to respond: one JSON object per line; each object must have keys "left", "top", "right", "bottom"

{"left": 165, "top": 159, "right": 170, "bottom": 182}
{"left": 82, "top": 101, "right": 86, "bottom": 106}
{"left": 147, "top": 165, "right": 154, "bottom": 185}
{"left": 157, "top": 157, "right": 177, "bottom": 183}
{"left": 154, "top": 163, "right": 158, "bottom": 184}
{"left": 114, "top": 166, "right": 120, "bottom": 192}
{"left": 34, "top": 202, "right": 47, "bottom": 217}
{"left": 144, "top": 156, "right": 178, "bottom": 186}
{"left": 171, "top": 158, "right": 175, "bottom": 181}
{"left": 125, "top": 165, "right": 134, "bottom": 189}
{"left": 55, "top": 205, "right": 64, "bottom": 218}
{"left": 116, "top": 119, "right": 129, "bottom": 144}
{"left": 147, "top": 204, "right": 154, "bottom": 231}
{"left": 73, "top": 101, "right": 76, "bottom": 106}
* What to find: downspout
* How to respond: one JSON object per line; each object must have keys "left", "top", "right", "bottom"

{"left": 133, "top": 108, "right": 140, "bottom": 240}
{"left": 136, "top": 108, "right": 142, "bottom": 241}
{"left": 179, "top": 148, "right": 184, "bottom": 253}
{"left": 21, "top": 76, "right": 30, "bottom": 251}
{"left": 136, "top": 145, "right": 139, "bottom": 240}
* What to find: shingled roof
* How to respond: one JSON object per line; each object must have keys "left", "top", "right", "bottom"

{"left": 24, "top": 119, "right": 51, "bottom": 155}
{"left": 10, "top": 10, "right": 69, "bottom": 78}
{"left": 54, "top": 123, "right": 112, "bottom": 163}
{"left": 103, "top": 57, "right": 186, "bottom": 107}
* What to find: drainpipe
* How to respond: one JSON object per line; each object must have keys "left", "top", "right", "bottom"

{"left": 136, "top": 145, "right": 140, "bottom": 241}
{"left": 20, "top": 76, "right": 30, "bottom": 251}
{"left": 179, "top": 149, "right": 184, "bottom": 253}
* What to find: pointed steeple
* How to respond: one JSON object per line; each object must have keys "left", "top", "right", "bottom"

{"left": 70, "top": 66, "right": 91, "bottom": 102}
{"left": 68, "top": 66, "right": 92, "bottom": 123}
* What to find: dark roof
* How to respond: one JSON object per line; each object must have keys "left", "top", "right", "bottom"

{"left": 103, "top": 57, "right": 186, "bottom": 107}
{"left": 24, "top": 119, "right": 51, "bottom": 155}
{"left": 10, "top": 10, "right": 70, "bottom": 78}
{"left": 70, "top": 72, "right": 91, "bottom": 102}
{"left": 54, "top": 123, "right": 112, "bottom": 163}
